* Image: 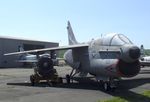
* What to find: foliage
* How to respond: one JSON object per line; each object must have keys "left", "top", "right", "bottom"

{"left": 58, "top": 50, "right": 66, "bottom": 58}
{"left": 145, "top": 49, "right": 150, "bottom": 56}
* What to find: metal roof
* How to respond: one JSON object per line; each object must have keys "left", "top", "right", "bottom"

{"left": 0, "top": 35, "right": 58, "bottom": 44}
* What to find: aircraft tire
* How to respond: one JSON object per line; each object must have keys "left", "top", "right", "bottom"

{"left": 51, "top": 81, "right": 57, "bottom": 87}
{"left": 30, "top": 75, "right": 35, "bottom": 86}
{"left": 66, "top": 74, "right": 70, "bottom": 84}
{"left": 58, "top": 77, "right": 63, "bottom": 83}
{"left": 103, "top": 82, "right": 110, "bottom": 91}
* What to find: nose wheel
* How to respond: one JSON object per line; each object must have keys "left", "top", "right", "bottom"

{"left": 101, "top": 78, "right": 117, "bottom": 91}
{"left": 103, "top": 82, "right": 110, "bottom": 91}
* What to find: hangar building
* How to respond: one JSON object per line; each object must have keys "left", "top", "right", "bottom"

{"left": 0, "top": 36, "right": 59, "bottom": 67}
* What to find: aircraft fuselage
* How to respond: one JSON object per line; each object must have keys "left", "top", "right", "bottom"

{"left": 64, "top": 34, "right": 141, "bottom": 78}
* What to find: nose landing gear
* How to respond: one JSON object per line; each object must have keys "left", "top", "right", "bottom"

{"left": 102, "top": 81, "right": 117, "bottom": 91}
{"left": 99, "top": 77, "right": 118, "bottom": 91}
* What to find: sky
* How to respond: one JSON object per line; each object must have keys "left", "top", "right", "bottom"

{"left": 0, "top": 0, "right": 150, "bottom": 48}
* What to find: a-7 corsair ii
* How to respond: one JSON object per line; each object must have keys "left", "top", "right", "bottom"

{"left": 17, "top": 46, "right": 59, "bottom": 67}
{"left": 5, "top": 21, "right": 141, "bottom": 91}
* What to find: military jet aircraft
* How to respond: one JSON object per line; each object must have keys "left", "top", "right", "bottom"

{"left": 17, "top": 46, "right": 40, "bottom": 63}
{"left": 5, "top": 21, "right": 141, "bottom": 91}
{"left": 17, "top": 46, "right": 59, "bottom": 67}
{"left": 140, "top": 45, "right": 150, "bottom": 67}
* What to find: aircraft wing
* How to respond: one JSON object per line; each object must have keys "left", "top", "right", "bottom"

{"left": 4, "top": 44, "right": 89, "bottom": 56}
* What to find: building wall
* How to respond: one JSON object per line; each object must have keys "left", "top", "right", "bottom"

{"left": 0, "top": 38, "right": 58, "bottom": 67}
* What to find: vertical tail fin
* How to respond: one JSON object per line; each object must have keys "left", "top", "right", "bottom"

{"left": 18, "top": 46, "right": 24, "bottom": 52}
{"left": 17, "top": 46, "right": 26, "bottom": 60}
{"left": 67, "top": 21, "right": 78, "bottom": 45}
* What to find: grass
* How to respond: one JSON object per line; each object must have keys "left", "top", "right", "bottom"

{"left": 98, "top": 90, "right": 150, "bottom": 102}
{"left": 58, "top": 50, "right": 66, "bottom": 58}
{"left": 145, "top": 49, "right": 150, "bottom": 56}
{"left": 143, "top": 90, "right": 150, "bottom": 98}
{"left": 100, "top": 97, "right": 127, "bottom": 102}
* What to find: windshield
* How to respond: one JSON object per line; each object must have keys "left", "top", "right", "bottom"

{"left": 110, "top": 34, "right": 132, "bottom": 46}
{"left": 102, "top": 34, "right": 132, "bottom": 46}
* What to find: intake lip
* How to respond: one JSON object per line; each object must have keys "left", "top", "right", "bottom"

{"left": 129, "top": 46, "right": 140, "bottom": 60}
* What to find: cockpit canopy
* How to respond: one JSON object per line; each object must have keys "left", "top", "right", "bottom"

{"left": 101, "top": 33, "right": 133, "bottom": 46}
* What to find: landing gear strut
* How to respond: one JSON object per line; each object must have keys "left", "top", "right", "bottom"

{"left": 103, "top": 82, "right": 110, "bottom": 91}
{"left": 101, "top": 78, "right": 117, "bottom": 91}
{"left": 66, "top": 74, "right": 70, "bottom": 84}
{"left": 65, "top": 69, "right": 79, "bottom": 84}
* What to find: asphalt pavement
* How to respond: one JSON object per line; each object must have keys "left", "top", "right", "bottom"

{"left": 0, "top": 66, "right": 149, "bottom": 102}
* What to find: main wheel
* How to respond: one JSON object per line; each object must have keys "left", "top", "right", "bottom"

{"left": 66, "top": 74, "right": 70, "bottom": 84}
{"left": 58, "top": 77, "right": 63, "bottom": 83}
{"left": 30, "top": 75, "right": 35, "bottom": 86}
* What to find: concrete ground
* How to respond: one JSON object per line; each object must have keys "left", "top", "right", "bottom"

{"left": 0, "top": 66, "right": 150, "bottom": 102}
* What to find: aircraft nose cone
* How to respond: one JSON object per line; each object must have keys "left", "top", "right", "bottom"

{"left": 129, "top": 46, "right": 140, "bottom": 59}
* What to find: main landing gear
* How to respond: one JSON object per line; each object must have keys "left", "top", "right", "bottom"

{"left": 65, "top": 69, "right": 118, "bottom": 92}
{"left": 66, "top": 74, "right": 70, "bottom": 84}
{"left": 65, "top": 69, "right": 79, "bottom": 84}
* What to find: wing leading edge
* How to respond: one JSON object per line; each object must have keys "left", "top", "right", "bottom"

{"left": 4, "top": 44, "right": 89, "bottom": 56}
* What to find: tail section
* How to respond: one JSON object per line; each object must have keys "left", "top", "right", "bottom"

{"left": 17, "top": 46, "right": 26, "bottom": 60}
{"left": 67, "top": 21, "right": 78, "bottom": 45}
{"left": 18, "top": 46, "right": 24, "bottom": 52}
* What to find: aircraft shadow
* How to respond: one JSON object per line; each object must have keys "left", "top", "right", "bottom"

{"left": 7, "top": 77, "right": 150, "bottom": 102}
{"left": 7, "top": 77, "right": 150, "bottom": 90}
{"left": 110, "top": 90, "right": 150, "bottom": 102}
{"left": 112, "top": 78, "right": 150, "bottom": 102}
{"left": 7, "top": 77, "right": 101, "bottom": 90}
